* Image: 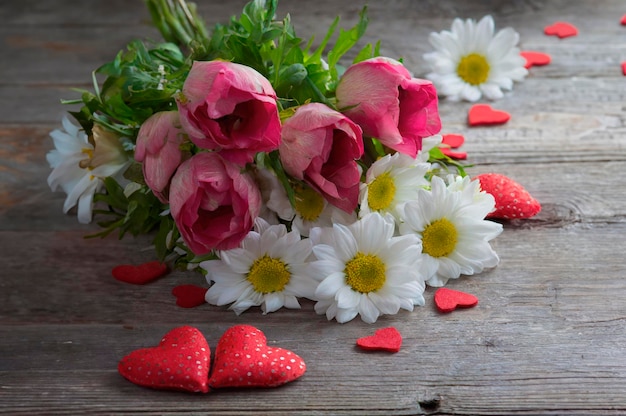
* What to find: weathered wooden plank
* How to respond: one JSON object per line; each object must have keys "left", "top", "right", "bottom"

{"left": 2, "top": 307, "right": 626, "bottom": 415}
{"left": 2, "top": 222, "right": 626, "bottom": 325}
{"left": 3, "top": 0, "right": 626, "bottom": 86}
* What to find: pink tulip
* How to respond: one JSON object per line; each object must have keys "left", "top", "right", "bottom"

{"left": 169, "top": 152, "right": 262, "bottom": 254}
{"left": 279, "top": 102, "right": 364, "bottom": 212}
{"left": 135, "top": 111, "right": 187, "bottom": 203}
{"left": 177, "top": 60, "right": 282, "bottom": 166}
{"left": 336, "top": 57, "right": 441, "bottom": 157}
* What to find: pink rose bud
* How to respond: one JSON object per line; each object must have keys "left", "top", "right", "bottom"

{"left": 135, "top": 111, "right": 187, "bottom": 203}
{"left": 336, "top": 57, "right": 442, "bottom": 157}
{"left": 169, "top": 152, "right": 262, "bottom": 255}
{"left": 177, "top": 60, "right": 282, "bottom": 166}
{"left": 279, "top": 102, "right": 364, "bottom": 212}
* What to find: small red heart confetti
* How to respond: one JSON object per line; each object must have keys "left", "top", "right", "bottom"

{"left": 475, "top": 173, "right": 541, "bottom": 219}
{"left": 356, "top": 327, "right": 402, "bottom": 353}
{"left": 440, "top": 134, "right": 467, "bottom": 160}
{"left": 544, "top": 21, "right": 578, "bottom": 38}
{"left": 118, "top": 326, "right": 211, "bottom": 393}
{"left": 172, "top": 285, "right": 208, "bottom": 308}
{"left": 620, "top": 14, "right": 626, "bottom": 25}
{"left": 621, "top": 62, "right": 626, "bottom": 76}
{"left": 520, "top": 51, "right": 552, "bottom": 69}
{"left": 441, "top": 134, "right": 464, "bottom": 149}
{"left": 434, "top": 288, "right": 478, "bottom": 313}
{"left": 209, "top": 325, "right": 306, "bottom": 389}
{"left": 468, "top": 104, "right": 510, "bottom": 126}
{"left": 112, "top": 261, "right": 168, "bottom": 285}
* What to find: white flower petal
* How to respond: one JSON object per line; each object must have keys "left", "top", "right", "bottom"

{"left": 336, "top": 286, "right": 361, "bottom": 309}
{"left": 315, "top": 272, "right": 346, "bottom": 299}
{"left": 358, "top": 296, "right": 381, "bottom": 324}
{"left": 425, "top": 16, "right": 526, "bottom": 102}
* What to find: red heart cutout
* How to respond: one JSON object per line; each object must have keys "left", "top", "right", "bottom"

{"left": 621, "top": 62, "right": 626, "bottom": 76}
{"left": 520, "top": 51, "right": 552, "bottom": 69}
{"left": 209, "top": 325, "right": 306, "bottom": 389}
{"left": 118, "top": 326, "right": 210, "bottom": 393}
{"left": 112, "top": 261, "right": 168, "bottom": 285}
{"left": 468, "top": 104, "right": 510, "bottom": 126}
{"left": 356, "top": 327, "right": 402, "bottom": 353}
{"left": 440, "top": 134, "right": 467, "bottom": 159}
{"left": 621, "top": 14, "right": 626, "bottom": 25}
{"left": 544, "top": 21, "right": 578, "bottom": 38}
{"left": 172, "top": 285, "right": 208, "bottom": 308}
{"left": 434, "top": 288, "right": 478, "bottom": 313}
{"left": 441, "top": 133, "right": 465, "bottom": 148}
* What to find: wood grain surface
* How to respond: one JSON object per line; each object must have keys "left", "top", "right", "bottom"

{"left": 2, "top": 0, "right": 626, "bottom": 414}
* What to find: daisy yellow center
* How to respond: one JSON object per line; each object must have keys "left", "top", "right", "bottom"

{"left": 457, "top": 53, "right": 490, "bottom": 85}
{"left": 294, "top": 186, "right": 325, "bottom": 221}
{"left": 422, "top": 218, "right": 458, "bottom": 258}
{"left": 247, "top": 255, "right": 290, "bottom": 294}
{"left": 367, "top": 172, "right": 396, "bottom": 211}
{"left": 344, "top": 252, "right": 386, "bottom": 293}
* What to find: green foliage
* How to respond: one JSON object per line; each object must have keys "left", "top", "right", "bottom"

{"left": 195, "top": 0, "right": 373, "bottom": 108}
{"left": 68, "top": 41, "right": 187, "bottom": 139}
{"left": 146, "top": 0, "right": 210, "bottom": 59}
{"left": 89, "top": 177, "right": 165, "bottom": 240}
{"left": 428, "top": 146, "right": 471, "bottom": 177}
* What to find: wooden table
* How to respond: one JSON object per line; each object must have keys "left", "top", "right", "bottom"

{"left": 2, "top": 0, "right": 626, "bottom": 414}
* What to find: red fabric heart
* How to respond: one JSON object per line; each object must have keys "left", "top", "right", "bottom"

{"left": 520, "top": 51, "right": 552, "bottom": 69}
{"left": 356, "top": 327, "right": 402, "bottom": 353}
{"left": 441, "top": 134, "right": 464, "bottom": 149}
{"left": 468, "top": 104, "right": 510, "bottom": 126}
{"left": 544, "top": 21, "right": 578, "bottom": 38}
{"left": 434, "top": 288, "right": 478, "bottom": 313}
{"left": 621, "top": 62, "right": 626, "bottom": 76}
{"left": 172, "top": 285, "right": 208, "bottom": 308}
{"left": 112, "top": 261, "right": 168, "bottom": 285}
{"left": 209, "top": 325, "right": 306, "bottom": 389}
{"left": 118, "top": 326, "right": 211, "bottom": 393}
{"left": 440, "top": 134, "right": 467, "bottom": 160}
{"left": 621, "top": 14, "right": 626, "bottom": 25}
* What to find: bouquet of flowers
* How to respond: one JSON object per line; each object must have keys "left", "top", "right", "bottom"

{"left": 46, "top": 0, "right": 522, "bottom": 324}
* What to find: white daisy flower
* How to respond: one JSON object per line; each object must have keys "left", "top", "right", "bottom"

{"left": 310, "top": 212, "right": 426, "bottom": 324}
{"left": 445, "top": 174, "right": 495, "bottom": 218}
{"left": 399, "top": 176, "right": 503, "bottom": 287}
{"left": 46, "top": 118, "right": 131, "bottom": 223}
{"left": 423, "top": 15, "right": 528, "bottom": 102}
{"left": 201, "top": 217, "right": 318, "bottom": 315}
{"left": 267, "top": 182, "right": 357, "bottom": 237}
{"left": 359, "top": 152, "right": 431, "bottom": 221}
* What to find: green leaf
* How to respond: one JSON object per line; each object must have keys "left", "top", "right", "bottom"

{"left": 326, "top": 6, "right": 368, "bottom": 81}
{"left": 274, "top": 63, "right": 307, "bottom": 96}
{"left": 122, "top": 162, "right": 146, "bottom": 185}
{"left": 353, "top": 40, "right": 380, "bottom": 63}
{"left": 266, "top": 150, "right": 296, "bottom": 207}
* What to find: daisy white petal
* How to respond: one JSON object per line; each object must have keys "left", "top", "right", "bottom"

{"left": 400, "top": 176, "right": 503, "bottom": 286}
{"left": 203, "top": 218, "right": 316, "bottom": 315}
{"left": 358, "top": 296, "right": 380, "bottom": 324}
{"left": 424, "top": 15, "right": 528, "bottom": 102}
{"left": 359, "top": 153, "right": 430, "bottom": 221}
{"left": 310, "top": 212, "right": 426, "bottom": 324}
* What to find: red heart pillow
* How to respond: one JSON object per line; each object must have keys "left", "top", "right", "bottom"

{"left": 118, "top": 326, "right": 210, "bottom": 393}
{"left": 209, "top": 325, "right": 306, "bottom": 388}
